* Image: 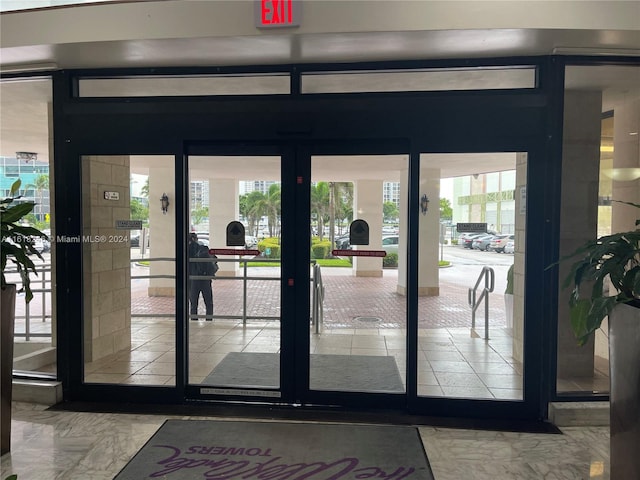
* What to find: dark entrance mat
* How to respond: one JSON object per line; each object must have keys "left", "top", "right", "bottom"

{"left": 114, "top": 419, "right": 435, "bottom": 480}
{"left": 202, "top": 352, "right": 404, "bottom": 392}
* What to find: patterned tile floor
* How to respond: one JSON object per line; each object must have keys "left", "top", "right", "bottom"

{"left": 0, "top": 402, "right": 611, "bottom": 479}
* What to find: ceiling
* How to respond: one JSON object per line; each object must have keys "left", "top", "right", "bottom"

{"left": 131, "top": 153, "right": 517, "bottom": 182}
{"left": 1, "top": 3, "right": 639, "bottom": 178}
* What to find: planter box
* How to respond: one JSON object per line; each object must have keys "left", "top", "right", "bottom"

{"left": 609, "top": 301, "right": 640, "bottom": 479}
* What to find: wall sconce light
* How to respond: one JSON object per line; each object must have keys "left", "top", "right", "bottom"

{"left": 160, "top": 193, "right": 170, "bottom": 214}
{"left": 16, "top": 151, "right": 37, "bottom": 162}
{"left": 420, "top": 194, "right": 429, "bottom": 215}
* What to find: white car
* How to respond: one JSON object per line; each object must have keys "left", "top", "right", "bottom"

{"left": 382, "top": 235, "right": 399, "bottom": 255}
{"left": 245, "top": 235, "right": 258, "bottom": 248}
{"left": 504, "top": 240, "right": 514, "bottom": 254}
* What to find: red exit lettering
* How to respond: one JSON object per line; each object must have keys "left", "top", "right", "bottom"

{"left": 261, "top": 0, "right": 293, "bottom": 25}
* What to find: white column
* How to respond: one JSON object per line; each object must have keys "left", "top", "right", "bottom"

{"left": 612, "top": 98, "right": 640, "bottom": 233}
{"left": 353, "top": 179, "right": 383, "bottom": 277}
{"left": 148, "top": 166, "right": 175, "bottom": 296}
{"left": 210, "top": 178, "right": 239, "bottom": 276}
{"left": 418, "top": 167, "right": 440, "bottom": 296}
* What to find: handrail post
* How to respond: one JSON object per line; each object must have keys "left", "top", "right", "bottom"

{"left": 312, "top": 264, "right": 317, "bottom": 332}
{"left": 468, "top": 266, "right": 494, "bottom": 340}
{"left": 242, "top": 260, "right": 248, "bottom": 326}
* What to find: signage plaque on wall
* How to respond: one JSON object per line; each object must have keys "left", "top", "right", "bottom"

{"left": 116, "top": 220, "right": 143, "bottom": 230}
{"left": 456, "top": 222, "right": 487, "bottom": 233}
{"left": 103, "top": 191, "right": 119, "bottom": 201}
{"left": 255, "top": 0, "right": 301, "bottom": 28}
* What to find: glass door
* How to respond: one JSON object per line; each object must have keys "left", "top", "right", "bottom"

{"left": 415, "top": 152, "right": 526, "bottom": 403}
{"left": 186, "top": 148, "right": 288, "bottom": 400}
{"left": 300, "top": 144, "right": 409, "bottom": 408}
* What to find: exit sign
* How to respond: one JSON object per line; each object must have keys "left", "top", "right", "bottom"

{"left": 255, "top": 0, "right": 301, "bottom": 28}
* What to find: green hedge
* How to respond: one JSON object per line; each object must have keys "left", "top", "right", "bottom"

{"left": 383, "top": 252, "right": 398, "bottom": 267}
{"left": 258, "top": 237, "right": 281, "bottom": 259}
{"left": 311, "top": 240, "right": 332, "bottom": 259}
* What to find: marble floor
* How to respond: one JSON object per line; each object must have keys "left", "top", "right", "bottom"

{"left": 1, "top": 401, "right": 611, "bottom": 479}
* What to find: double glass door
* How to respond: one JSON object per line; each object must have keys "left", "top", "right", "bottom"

{"left": 185, "top": 144, "right": 410, "bottom": 406}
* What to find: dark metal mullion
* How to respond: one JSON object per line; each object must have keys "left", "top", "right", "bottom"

{"left": 52, "top": 70, "right": 81, "bottom": 397}
{"left": 406, "top": 148, "right": 421, "bottom": 404}
{"left": 175, "top": 150, "right": 187, "bottom": 394}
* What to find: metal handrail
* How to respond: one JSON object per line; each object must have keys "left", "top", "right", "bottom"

{"left": 4, "top": 262, "right": 52, "bottom": 341}
{"left": 135, "top": 257, "right": 324, "bottom": 327}
{"left": 468, "top": 266, "right": 494, "bottom": 340}
{"left": 312, "top": 263, "right": 325, "bottom": 333}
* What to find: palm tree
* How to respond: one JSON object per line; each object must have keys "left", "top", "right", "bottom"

{"left": 25, "top": 173, "right": 49, "bottom": 222}
{"left": 310, "top": 182, "right": 330, "bottom": 240}
{"left": 243, "top": 191, "right": 267, "bottom": 236}
{"left": 333, "top": 182, "right": 353, "bottom": 235}
{"left": 253, "top": 183, "right": 281, "bottom": 237}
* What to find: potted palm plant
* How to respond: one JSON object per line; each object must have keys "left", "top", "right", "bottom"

{"left": 560, "top": 200, "right": 639, "bottom": 479}
{"left": 1, "top": 179, "right": 48, "bottom": 455}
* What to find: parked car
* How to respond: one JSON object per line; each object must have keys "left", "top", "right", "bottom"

{"left": 504, "top": 240, "right": 515, "bottom": 254}
{"left": 472, "top": 234, "right": 496, "bottom": 251}
{"left": 382, "top": 235, "right": 399, "bottom": 255}
{"left": 335, "top": 234, "right": 351, "bottom": 250}
{"left": 490, "top": 234, "right": 514, "bottom": 253}
{"left": 245, "top": 235, "right": 258, "bottom": 248}
{"left": 130, "top": 231, "right": 150, "bottom": 248}
{"left": 460, "top": 233, "right": 485, "bottom": 249}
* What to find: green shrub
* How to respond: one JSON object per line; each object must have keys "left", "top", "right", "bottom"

{"left": 311, "top": 241, "right": 332, "bottom": 259}
{"left": 506, "top": 264, "right": 514, "bottom": 294}
{"left": 258, "top": 237, "right": 281, "bottom": 259}
{"left": 451, "top": 239, "right": 458, "bottom": 245}
{"left": 383, "top": 252, "right": 398, "bottom": 267}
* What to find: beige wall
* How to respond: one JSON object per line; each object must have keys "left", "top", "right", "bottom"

{"left": 557, "top": 91, "right": 602, "bottom": 377}
{"left": 2, "top": 1, "right": 638, "bottom": 47}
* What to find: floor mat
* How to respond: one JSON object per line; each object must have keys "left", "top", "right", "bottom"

{"left": 202, "top": 351, "right": 405, "bottom": 392}
{"left": 114, "top": 419, "right": 435, "bottom": 479}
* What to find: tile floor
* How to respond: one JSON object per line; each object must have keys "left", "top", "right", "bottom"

{"left": 0, "top": 402, "right": 611, "bottom": 479}
{"left": 18, "top": 262, "right": 608, "bottom": 399}
{"left": 82, "top": 318, "right": 524, "bottom": 400}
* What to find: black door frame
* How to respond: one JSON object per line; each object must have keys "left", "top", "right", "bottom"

{"left": 183, "top": 139, "right": 411, "bottom": 410}
{"left": 52, "top": 63, "right": 555, "bottom": 419}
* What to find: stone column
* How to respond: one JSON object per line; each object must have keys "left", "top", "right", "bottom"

{"left": 353, "top": 179, "right": 383, "bottom": 277}
{"left": 418, "top": 167, "right": 440, "bottom": 297}
{"left": 148, "top": 166, "right": 175, "bottom": 296}
{"left": 82, "top": 155, "right": 132, "bottom": 362}
{"left": 210, "top": 178, "right": 239, "bottom": 276}
{"left": 512, "top": 153, "right": 527, "bottom": 363}
{"left": 557, "top": 91, "right": 602, "bottom": 378}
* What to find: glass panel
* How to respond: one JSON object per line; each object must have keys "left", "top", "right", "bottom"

{"left": 302, "top": 67, "right": 536, "bottom": 94}
{"left": 82, "top": 155, "right": 176, "bottom": 386}
{"left": 0, "top": 76, "right": 56, "bottom": 378}
{"left": 309, "top": 154, "right": 407, "bottom": 394}
{"left": 188, "top": 155, "right": 282, "bottom": 391}
{"left": 557, "top": 64, "right": 640, "bottom": 395}
{"left": 78, "top": 74, "right": 291, "bottom": 97}
{"left": 418, "top": 153, "right": 525, "bottom": 400}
